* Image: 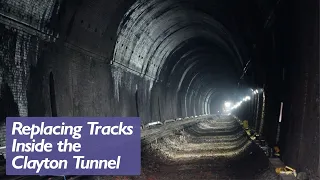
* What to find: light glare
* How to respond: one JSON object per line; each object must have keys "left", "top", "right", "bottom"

{"left": 224, "top": 101, "right": 232, "bottom": 108}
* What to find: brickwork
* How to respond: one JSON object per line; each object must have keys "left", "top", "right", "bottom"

{"left": 0, "top": 0, "right": 59, "bottom": 147}
{"left": 0, "top": 124, "right": 6, "bottom": 147}
{"left": 0, "top": 0, "right": 58, "bottom": 32}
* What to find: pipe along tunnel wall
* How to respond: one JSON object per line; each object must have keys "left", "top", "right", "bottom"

{"left": 0, "top": 0, "right": 319, "bottom": 179}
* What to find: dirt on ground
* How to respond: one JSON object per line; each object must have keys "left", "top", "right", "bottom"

{"left": 91, "top": 117, "right": 280, "bottom": 180}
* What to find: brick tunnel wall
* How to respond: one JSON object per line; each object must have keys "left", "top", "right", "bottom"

{"left": 278, "top": 0, "right": 320, "bottom": 177}
{"left": 0, "top": 29, "right": 32, "bottom": 146}
{"left": 28, "top": 0, "right": 216, "bottom": 123}
{"left": 1, "top": 0, "right": 200, "bottom": 144}
{"left": 232, "top": 0, "right": 320, "bottom": 178}
{"left": 0, "top": 1, "right": 319, "bottom": 179}
{"left": 0, "top": 0, "right": 60, "bottom": 146}
{"left": 36, "top": 0, "right": 162, "bottom": 122}
{"left": 272, "top": 0, "right": 319, "bottom": 178}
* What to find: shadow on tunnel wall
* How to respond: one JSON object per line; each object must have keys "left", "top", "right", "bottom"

{"left": 49, "top": 72, "right": 58, "bottom": 117}
{"left": 0, "top": 83, "right": 19, "bottom": 146}
{"left": 27, "top": 62, "right": 46, "bottom": 117}
{"left": 275, "top": 0, "right": 319, "bottom": 177}
{"left": 0, "top": 83, "right": 19, "bottom": 119}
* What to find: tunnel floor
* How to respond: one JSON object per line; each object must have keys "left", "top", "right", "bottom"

{"left": 93, "top": 116, "right": 280, "bottom": 180}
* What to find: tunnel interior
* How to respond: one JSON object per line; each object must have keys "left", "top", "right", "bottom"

{"left": 0, "top": 0, "right": 319, "bottom": 179}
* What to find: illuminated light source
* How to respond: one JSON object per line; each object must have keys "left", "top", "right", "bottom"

{"left": 231, "top": 101, "right": 243, "bottom": 110}
{"left": 224, "top": 101, "right": 232, "bottom": 108}
{"left": 243, "top": 96, "right": 251, "bottom": 101}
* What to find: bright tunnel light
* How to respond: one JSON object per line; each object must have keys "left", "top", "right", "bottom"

{"left": 224, "top": 101, "right": 232, "bottom": 108}
{"left": 242, "top": 96, "right": 250, "bottom": 101}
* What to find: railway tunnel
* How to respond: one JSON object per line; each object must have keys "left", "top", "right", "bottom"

{"left": 0, "top": 0, "right": 319, "bottom": 179}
